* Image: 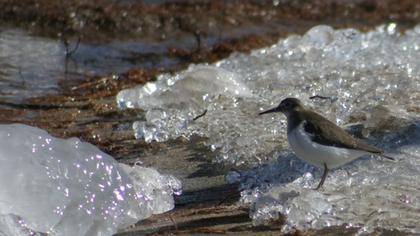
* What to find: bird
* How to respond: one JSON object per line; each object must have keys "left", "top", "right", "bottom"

{"left": 259, "top": 97, "right": 394, "bottom": 190}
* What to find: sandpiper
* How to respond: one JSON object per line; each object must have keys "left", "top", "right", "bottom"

{"left": 259, "top": 97, "right": 394, "bottom": 189}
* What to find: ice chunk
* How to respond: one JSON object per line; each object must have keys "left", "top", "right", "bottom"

{"left": 300, "top": 25, "right": 334, "bottom": 51}
{"left": 0, "top": 124, "right": 181, "bottom": 236}
{"left": 118, "top": 66, "right": 262, "bottom": 158}
{"left": 117, "top": 24, "right": 420, "bottom": 165}
{"left": 117, "top": 65, "right": 253, "bottom": 110}
{"left": 118, "top": 23, "right": 420, "bottom": 233}
{"left": 230, "top": 122, "right": 420, "bottom": 234}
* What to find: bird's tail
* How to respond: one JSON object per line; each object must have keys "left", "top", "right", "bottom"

{"left": 380, "top": 153, "right": 395, "bottom": 161}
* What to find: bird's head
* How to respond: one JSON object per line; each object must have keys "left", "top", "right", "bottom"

{"left": 259, "top": 97, "right": 303, "bottom": 117}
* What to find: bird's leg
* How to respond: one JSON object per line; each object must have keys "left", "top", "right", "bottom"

{"left": 315, "top": 163, "right": 329, "bottom": 190}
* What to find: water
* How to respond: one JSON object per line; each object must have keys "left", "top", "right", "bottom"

{"left": 0, "top": 28, "right": 184, "bottom": 102}
{"left": 0, "top": 28, "right": 64, "bottom": 100}
{"left": 0, "top": 124, "right": 181, "bottom": 236}
{"left": 117, "top": 24, "right": 420, "bottom": 233}
{"left": 0, "top": 25, "right": 277, "bottom": 103}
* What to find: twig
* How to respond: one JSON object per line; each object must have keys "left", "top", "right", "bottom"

{"left": 63, "top": 37, "right": 81, "bottom": 58}
{"left": 18, "top": 67, "right": 26, "bottom": 87}
{"left": 193, "top": 30, "right": 202, "bottom": 53}
{"left": 193, "top": 109, "right": 207, "bottom": 121}
{"left": 309, "top": 95, "right": 331, "bottom": 100}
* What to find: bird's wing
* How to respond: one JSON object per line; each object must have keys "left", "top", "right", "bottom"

{"left": 301, "top": 111, "right": 382, "bottom": 154}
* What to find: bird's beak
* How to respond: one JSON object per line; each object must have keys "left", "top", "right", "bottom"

{"left": 259, "top": 106, "right": 280, "bottom": 115}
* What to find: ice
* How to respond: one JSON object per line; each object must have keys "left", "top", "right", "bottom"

{"left": 117, "top": 24, "right": 420, "bottom": 233}
{"left": 229, "top": 122, "right": 420, "bottom": 233}
{"left": 0, "top": 124, "right": 181, "bottom": 236}
{"left": 117, "top": 24, "right": 420, "bottom": 164}
{"left": 235, "top": 124, "right": 420, "bottom": 234}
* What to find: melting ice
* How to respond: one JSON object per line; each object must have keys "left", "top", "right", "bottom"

{"left": 0, "top": 124, "right": 181, "bottom": 236}
{"left": 117, "top": 24, "right": 420, "bottom": 233}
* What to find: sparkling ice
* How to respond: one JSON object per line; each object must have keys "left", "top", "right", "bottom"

{"left": 117, "top": 24, "right": 420, "bottom": 233}
{"left": 0, "top": 124, "right": 181, "bottom": 235}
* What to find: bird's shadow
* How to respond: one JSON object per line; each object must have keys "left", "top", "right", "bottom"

{"left": 376, "top": 121, "right": 420, "bottom": 151}
{"left": 230, "top": 152, "right": 317, "bottom": 191}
